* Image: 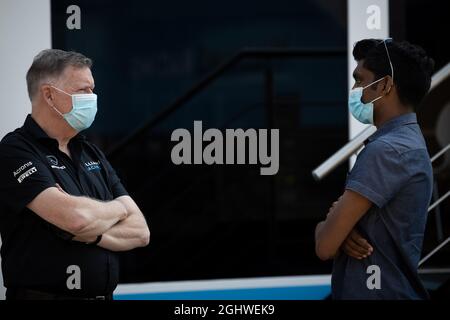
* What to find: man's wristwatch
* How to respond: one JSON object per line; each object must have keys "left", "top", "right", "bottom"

{"left": 86, "top": 235, "right": 102, "bottom": 245}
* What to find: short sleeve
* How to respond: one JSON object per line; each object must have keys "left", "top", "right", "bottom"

{"left": 0, "top": 143, "right": 56, "bottom": 213}
{"left": 102, "top": 157, "right": 129, "bottom": 198}
{"left": 88, "top": 142, "right": 129, "bottom": 198}
{"left": 345, "top": 140, "right": 410, "bottom": 208}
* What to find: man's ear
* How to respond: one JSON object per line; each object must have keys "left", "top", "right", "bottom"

{"left": 41, "top": 84, "right": 54, "bottom": 106}
{"left": 382, "top": 76, "right": 394, "bottom": 95}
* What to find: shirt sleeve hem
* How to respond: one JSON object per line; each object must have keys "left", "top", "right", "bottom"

{"left": 13, "top": 181, "right": 56, "bottom": 213}
{"left": 345, "top": 179, "right": 386, "bottom": 208}
{"left": 112, "top": 183, "right": 129, "bottom": 198}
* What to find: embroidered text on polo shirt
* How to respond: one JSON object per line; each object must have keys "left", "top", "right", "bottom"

{"left": 13, "top": 161, "right": 37, "bottom": 183}
{"left": 85, "top": 160, "right": 101, "bottom": 171}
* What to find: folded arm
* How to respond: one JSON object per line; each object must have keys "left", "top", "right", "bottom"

{"left": 314, "top": 189, "right": 372, "bottom": 261}
{"left": 27, "top": 186, "right": 128, "bottom": 237}
{"left": 28, "top": 185, "right": 149, "bottom": 252}
{"left": 96, "top": 195, "right": 150, "bottom": 251}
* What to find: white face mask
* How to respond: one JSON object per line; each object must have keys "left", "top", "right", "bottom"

{"left": 51, "top": 86, "right": 98, "bottom": 132}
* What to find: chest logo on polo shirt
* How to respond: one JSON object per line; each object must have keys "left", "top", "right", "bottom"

{"left": 46, "top": 155, "right": 66, "bottom": 170}
{"left": 84, "top": 160, "right": 101, "bottom": 171}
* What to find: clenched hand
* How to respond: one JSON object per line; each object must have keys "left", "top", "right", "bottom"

{"left": 341, "top": 229, "right": 373, "bottom": 259}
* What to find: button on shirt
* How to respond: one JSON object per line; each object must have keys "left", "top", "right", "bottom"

{"left": 0, "top": 115, "right": 128, "bottom": 297}
{"left": 332, "top": 113, "right": 433, "bottom": 299}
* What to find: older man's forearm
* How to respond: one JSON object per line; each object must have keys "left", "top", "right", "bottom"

{"left": 70, "top": 197, "right": 128, "bottom": 237}
{"left": 97, "top": 211, "right": 150, "bottom": 251}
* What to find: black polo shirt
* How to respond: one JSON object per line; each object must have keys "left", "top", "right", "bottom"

{"left": 0, "top": 114, "right": 128, "bottom": 297}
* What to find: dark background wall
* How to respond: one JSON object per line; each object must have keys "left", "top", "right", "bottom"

{"left": 50, "top": 0, "right": 449, "bottom": 284}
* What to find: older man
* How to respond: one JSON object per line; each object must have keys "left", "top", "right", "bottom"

{"left": 0, "top": 49, "right": 150, "bottom": 300}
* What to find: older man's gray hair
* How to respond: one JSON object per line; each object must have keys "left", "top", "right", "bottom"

{"left": 26, "top": 49, "right": 92, "bottom": 101}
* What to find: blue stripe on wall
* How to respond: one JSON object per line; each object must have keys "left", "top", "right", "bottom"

{"left": 114, "top": 285, "right": 331, "bottom": 300}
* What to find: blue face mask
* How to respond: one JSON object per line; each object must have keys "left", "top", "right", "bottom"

{"left": 51, "top": 86, "right": 97, "bottom": 132}
{"left": 349, "top": 38, "right": 395, "bottom": 125}
{"left": 348, "top": 77, "right": 386, "bottom": 125}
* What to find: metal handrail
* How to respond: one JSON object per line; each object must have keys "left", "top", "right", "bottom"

{"left": 428, "top": 190, "right": 450, "bottom": 213}
{"left": 417, "top": 188, "right": 450, "bottom": 267}
{"left": 312, "top": 62, "right": 450, "bottom": 181}
{"left": 430, "top": 143, "right": 450, "bottom": 163}
{"left": 419, "top": 236, "right": 450, "bottom": 267}
{"left": 311, "top": 126, "right": 376, "bottom": 181}
{"left": 106, "top": 47, "right": 345, "bottom": 158}
{"left": 427, "top": 143, "right": 450, "bottom": 212}
{"left": 418, "top": 142, "right": 450, "bottom": 267}
{"left": 431, "top": 62, "right": 450, "bottom": 89}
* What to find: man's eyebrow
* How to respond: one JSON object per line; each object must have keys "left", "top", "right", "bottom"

{"left": 78, "top": 84, "right": 94, "bottom": 90}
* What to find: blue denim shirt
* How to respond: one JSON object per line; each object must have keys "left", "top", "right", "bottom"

{"left": 332, "top": 113, "right": 433, "bottom": 299}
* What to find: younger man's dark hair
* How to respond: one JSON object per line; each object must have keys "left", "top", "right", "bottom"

{"left": 353, "top": 39, "right": 435, "bottom": 110}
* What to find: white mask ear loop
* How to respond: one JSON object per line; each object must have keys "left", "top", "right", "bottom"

{"left": 362, "top": 76, "right": 387, "bottom": 104}
{"left": 383, "top": 39, "right": 394, "bottom": 95}
{"left": 51, "top": 85, "right": 71, "bottom": 96}
{"left": 369, "top": 95, "right": 384, "bottom": 104}
{"left": 383, "top": 39, "right": 394, "bottom": 82}
{"left": 362, "top": 76, "right": 386, "bottom": 90}
{"left": 49, "top": 85, "right": 68, "bottom": 117}
{"left": 51, "top": 105, "right": 64, "bottom": 117}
